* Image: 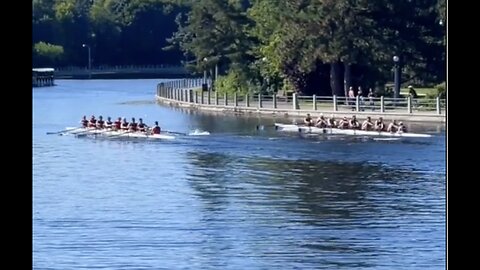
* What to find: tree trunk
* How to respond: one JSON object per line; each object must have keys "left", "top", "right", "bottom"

{"left": 330, "top": 61, "right": 344, "bottom": 96}
{"left": 343, "top": 63, "right": 351, "bottom": 97}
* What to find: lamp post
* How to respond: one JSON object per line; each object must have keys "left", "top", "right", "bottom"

{"left": 203, "top": 57, "right": 208, "bottom": 84}
{"left": 262, "top": 57, "right": 269, "bottom": 93}
{"left": 82, "top": 44, "right": 91, "bottom": 70}
{"left": 82, "top": 44, "right": 92, "bottom": 79}
{"left": 393, "top": 55, "right": 400, "bottom": 100}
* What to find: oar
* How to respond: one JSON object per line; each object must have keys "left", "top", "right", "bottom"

{"left": 73, "top": 128, "right": 105, "bottom": 137}
{"left": 163, "top": 130, "right": 210, "bottom": 136}
{"left": 46, "top": 127, "right": 83, "bottom": 135}
{"left": 256, "top": 124, "right": 274, "bottom": 130}
{"left": 163, "top": 130, "right": 187, "bottom": 136}
{"left": 106, "top": 129, "right": 134, "bottom": 139}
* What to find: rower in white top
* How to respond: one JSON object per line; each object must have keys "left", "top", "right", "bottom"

{"left": 304, "top": 114, "right": 314, "bottom": 126}
{"left": 349, "top": 115, "right": 360, "bottom": 129}
{"left": 387, "top": 120, "right": 399, "bottom": 132}
{"left": 104, "top": 117, "right": 113, "bottom": 129}
{"left": 338, "top": 117, "right": 349, "bottom": 129}
{"left": 361, "top": 116, "right": 374, "bottom": 131}
{"left": 375, "top": 117, "right": 385, "bottom": 131}
{"left": 314, "top": 114, "right": 328, "bottom": 128}
{"left": 397, "top": 122, "right": 407, "bottom": 133}
{"left": 327, "top": 115, "right": 337, "bottom": 128}
{"left": 121, "top": 118, "right": 129, "bottom": 131}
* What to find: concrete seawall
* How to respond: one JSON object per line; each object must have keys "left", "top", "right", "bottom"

{"left": 155, "top": 81, "right": 446, "bottom": 123}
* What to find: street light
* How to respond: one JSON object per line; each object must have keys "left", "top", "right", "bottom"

{"left": 82, "top": 44, "right": 91, "bottom": 70}
{"left": 393, "top": 55, "right": 400, "bottom": 99}
{"left": 203, "top": 57, "right": 208, "bottom": 84}
{"left": 262, "top": 57, "right": 269, "bottom": 93}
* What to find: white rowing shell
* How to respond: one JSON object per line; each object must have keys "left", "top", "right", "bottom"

{"left": 274, "top": 123, "right": 432, "bottom": 138}
{"left": 64, "top": 127, "right": 175, "bottom": 140}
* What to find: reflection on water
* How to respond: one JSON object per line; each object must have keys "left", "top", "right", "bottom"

{"left": 34, "top": 80, "right": 445, "bottom": 269}
{"left": 183, "top": 152, "right": 444, "bottom": 269}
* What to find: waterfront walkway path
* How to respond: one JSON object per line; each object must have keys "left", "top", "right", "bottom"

{"left": 155, "top": 79, "right": 446, "bottom": 123}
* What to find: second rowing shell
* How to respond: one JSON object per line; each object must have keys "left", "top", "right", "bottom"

{"left": 274, "top": 123, "right": 432, "bottom": 138}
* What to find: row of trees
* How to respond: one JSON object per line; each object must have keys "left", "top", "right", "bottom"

{"left": 33, "top": 0, "right": 446, "bottom": 95}
{"left": 33, "top": 0, "right": 183, "bottom": 67}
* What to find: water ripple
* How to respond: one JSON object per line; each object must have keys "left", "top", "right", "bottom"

{"left": 34, "top": 80, "right": 445, "bottom": 269}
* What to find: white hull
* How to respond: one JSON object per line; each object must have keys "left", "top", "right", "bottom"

{"left": 274, "top": 123, "right": 432, "bottom": 138}
{"left": 65, "top": 127, "right": 175, "bottom": 140}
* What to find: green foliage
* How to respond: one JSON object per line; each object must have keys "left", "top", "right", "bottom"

{"left": 32, "top": 0, "right": 446, "bottom": 91}
{"left": 53, "top": 0, "right": 75, "bottom": 21}
{"left": 215, "top": 67, "right": 259, "bottom": 95}
{"left": 166, "top": 0, "right": 255, "bottom": 74}
{"left": 375, "top": 86, "right": 394, "bottom": 98}
{"left": 33, "top": 42, "right": 64, "bottom": 65}
{"left": 436, "top": 82, "right": 446, "bottom": 99}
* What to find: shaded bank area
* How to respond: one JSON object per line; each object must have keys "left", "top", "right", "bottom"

{"left": 155, "top": 80, "right": 446, "bottom": 123}
{"left": 55, "top": 66, "right": 191, "bottom": 79}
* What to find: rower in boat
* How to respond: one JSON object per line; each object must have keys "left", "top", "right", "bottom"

{"left": 314, "top": 114, "right": 328, "bottom": 128}
{"left": 375, "top": 117, "right": 385, "bottom": 131}
{"left": 304, "top": 114, "right": 314, "bottom": 127}
{"left": 151, "top": 121, "right": 161, "bottom": 134}
{"left": 349, "top": 115, "right": 360, "bottom": 129}
{"left": 128, "top": 117, "right": 138, "bottom": 132}
{"left": 104, "top": 117, "right": 113, "bottom": 129}
{"left": 113, "top": 117, "right": 122, "bottom": 131}
{"left": 121, "top": 118, "right": 129, "bottom": 131}
{"left": 387, "top": 120, "right": 399, "bottom": 132}
{"left": 327, "top": 115, "right": 337, "bottom": 128}
{"left": 96, "top": 116, "right": 105, "bottom": 129}
{"left": 137, "top": 118, "right": 148, "bottom": 132}
{"left": 398, "top": 122, "right": 407, "bottom": 133}
{"left": 338, "top": 117, "right": 349, "bottom": 129}
{"left": 80, "top": 116, "right": 88, "bottom": 128}
{"left": 361, "top": 116, "right": 374, "bottom": 131}
{"left": 88, "top": 115, "right": 97, "bottom": 128}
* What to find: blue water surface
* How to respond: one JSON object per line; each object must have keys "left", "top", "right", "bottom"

{"left": 33, "top": 80, "right": 446, "bottom": 269}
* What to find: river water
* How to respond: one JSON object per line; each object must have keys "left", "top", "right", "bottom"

{"left": 33, "top": 79, "right": 446, "bottom": 269}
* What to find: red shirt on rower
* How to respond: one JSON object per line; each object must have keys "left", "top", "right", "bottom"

{"left": 114, "top": 117, "right": 122, "bottom": 130}
{"left": 151, "top": 121, "right": 161, "bottom": 134}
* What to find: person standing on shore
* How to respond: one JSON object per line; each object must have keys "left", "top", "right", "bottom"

{"left": 357, "top": 86, "right": 364, "bottom": 111}
{"left": 368, "top": 88, "right": 375, "bottom": 111}
{"left": 348, "top": 87, "right": 355, "bottom": 110}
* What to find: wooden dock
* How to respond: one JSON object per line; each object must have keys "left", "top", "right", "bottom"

{"left": 33, "top": 68, "right": 55, "bottom": 87}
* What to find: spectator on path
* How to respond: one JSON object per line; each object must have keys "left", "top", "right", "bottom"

{"left": 348, "top": 86, "right": 355, "bottom": 110}
{"left": 357, "top": 86, "right": 364, "bottom": 111}
{"left": 368, "top": 88, "right": 375, "bottom": 111}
